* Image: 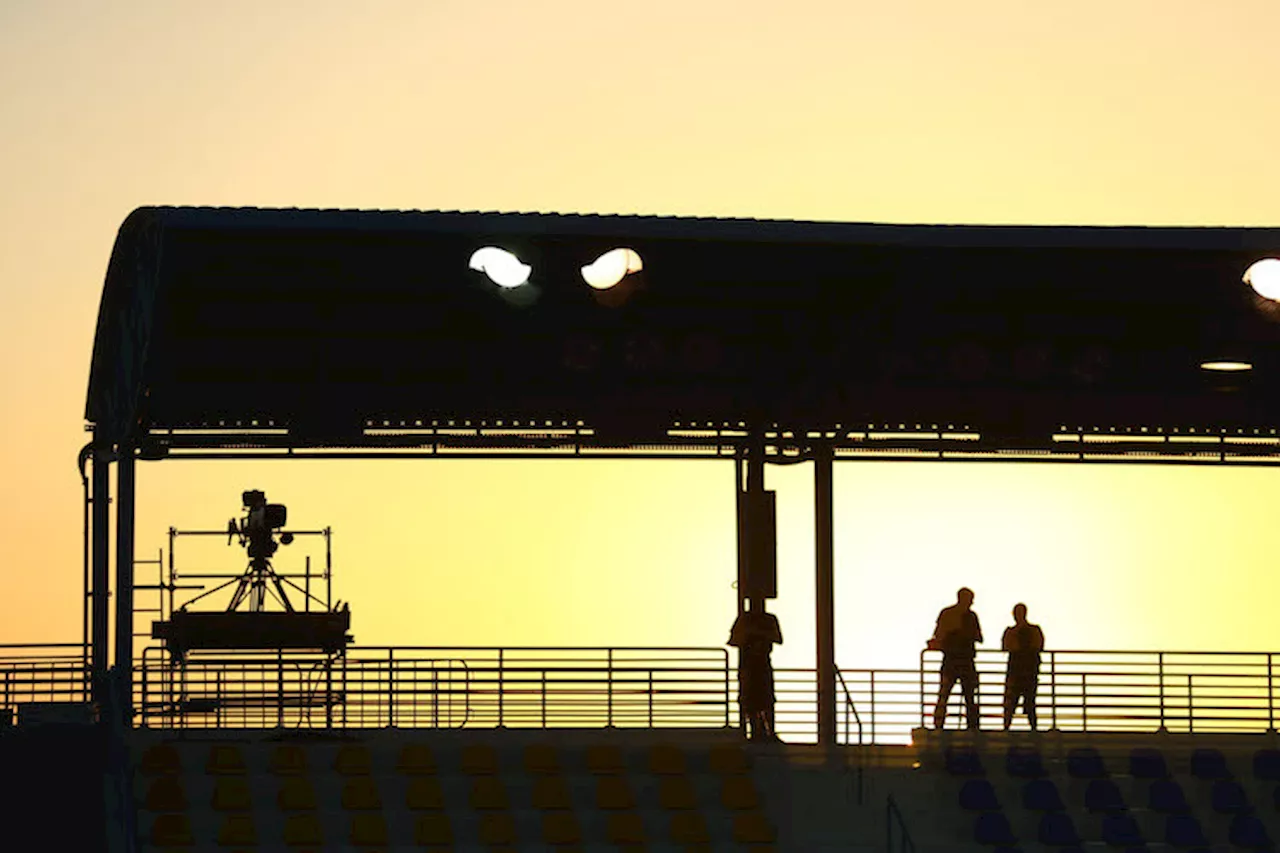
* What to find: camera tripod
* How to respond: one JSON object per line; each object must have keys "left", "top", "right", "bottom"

{"left": 226, "top": 556, "right": 297, "bottom": 612}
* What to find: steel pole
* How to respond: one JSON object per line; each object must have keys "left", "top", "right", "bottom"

{"left": 815, "top": 443, "right": 837, "bottom": 747}
{"left": 114, "top": 445, "right": 136, "bottom": 724}
{"left": 91, "top": 437, "right": 112, "bottom": 705}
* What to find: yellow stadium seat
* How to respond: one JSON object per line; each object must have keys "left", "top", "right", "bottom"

{"left": 596, "top": 776, "right": 635, "bottom": 810}
{"left": 406, "top": 776, "right": 445, "bottom": 810}
{"left": 342, "top": 776, "right": 382, "bottom": 810}
{"left": 721, "top": 774, "right": 760, "bottom": 810}
{"left": 709, "top": 745, "right": 748, "bottom": 775}
{"left": 606, "top": 812, "right": 647, "bottom": 844}
{"left": 141, "top": 742, "right": 181, "bottom": 775}
{"left": 542, "top": 810, "right": 581, "bottom": 845}
{"left": 659, "top": 776, "right": 699, "bottom": 810}
{"left": 414, "top": 812, "right": 453, "bottom": 846}
{"left": 150, "top": 813, "right": 193, "bottom": 847}
{"left": 269, "top": 744, "right": 308, "bottom": 776}
{"left": 461, "top": 743, "right": 498, "bottom": 775}
{"left": 283, "top": 812, "right": 323, "bottom": 847}
{"left": 531, "top": 775, "right": 573, "bottom": 810}
{"left": 277, "top": 777, "right": 317, "bottom": 811}
{"left": 211, "top": 777, "right": 251, "bottom": 812}
{"left": 479, "top": 812, "right": 516, "bottom": 846}
{"left": 648, "top": 743, "right": 687, "bottom": 775}
{"left": 217, "top": 813, "right": 257, "bottom": 847}
{"left": 350, "top": 812, "right": 388, "bottom": 846}
{"left": 397, "top": 743, "right": 437, "bottom": 775}
{"left": 335, "top": 743, "right": 373, "bottom": 775}
{"left": 669, "top": 811, "right": 710, "bottom": 844}
{"left": 586, "top": 744, "right": 625, "bottom": 775}
{"left": 470, "top": 776, "right": 509, "bottom": 810}
{"left": 206, "top": 744, "right": 246, "bottom": 776}
{"left": 145, "top": 776, "right": 188, "bottom": 812}
{"left": 524, "top": 743, "right": 561, "bottom": 775}
{"left": 732, "top": 811, "right": 776, "bottom": 844}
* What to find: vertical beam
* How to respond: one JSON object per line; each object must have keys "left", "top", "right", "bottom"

{"left": 114, "top": 444, "right": 136, "bottom": 723}
{"left": 91, "top": 438, "right": 112, "bottom": 704}
{"left": 814, "top": 443, "right": 837, "bottom": 747}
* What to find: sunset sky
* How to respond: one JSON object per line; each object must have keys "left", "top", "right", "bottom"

{"left": 3, "top": 1, "right": 1280, "bottom": 674}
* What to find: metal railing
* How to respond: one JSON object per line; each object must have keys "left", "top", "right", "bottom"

{"left": 886, "top": 794, "right": 917, "bottom": 853}
{"left": 836, "top": 669, "right": 865, "bottom": 806}
{"left": 137, "top": 646, "right": 731, "bottom": 730}
{"left": 920, "top": 649, "right": 1280, "bottom": 736}
{"left": 0, "top": 644, "right": 91, "bottom": 721}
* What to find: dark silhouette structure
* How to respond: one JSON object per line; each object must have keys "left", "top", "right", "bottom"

{"left": 728, "top": 599, "right": 784, "bottom": 742}
{"left": 82, "top": 206, "right": 1280, "bottom": 742}
{"left": 1002, "top": 603, "right": 1045, "bottom": 730}
{"left": 930, "top": 588, "right": 984, "bottom": 730}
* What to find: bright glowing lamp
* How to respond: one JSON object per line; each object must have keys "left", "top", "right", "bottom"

{"left": 469, "top": 247, "right": 531, "bottom": 288}
{"left": 582, "top": 248, "right": 643, "bottom": 290}
{"left": 1244, "top": 258, "right": 1280, "bottom": 302}
{"left": 1200, "top": 360, "right": 1252, "bottom": 372}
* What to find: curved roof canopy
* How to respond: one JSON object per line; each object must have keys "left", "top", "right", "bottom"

{"left": 87, "top": 206, "right": 1280, "bottom": 453}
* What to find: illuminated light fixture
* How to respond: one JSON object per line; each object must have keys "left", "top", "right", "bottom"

{"left": 468, "top": 247, "right": 531, "bottom": 288}
{"left": 581, "top": 248, "right": 643, "bottom": 290}
{"left": 1245, "top": 258, "right": 1280, "bottom": 302}
{"left": 1200, "top": 360, "right": 1252, "bottom": 372}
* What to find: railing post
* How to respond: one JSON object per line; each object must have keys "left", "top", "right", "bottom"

{"left": 277, "top": 649, "right": 284, "bottom": 728}
{"left": 388, "top": 648, "right": 395, "bottom": 728}
{"left": 1081, "top": 673, "right": 1088, "bottom": 731}
{"left": 648, "top": 669, "right": 654, "bottom": 727}
{"left": 541, "top": 669, "right": 547, "bottom": 728}
{"left": 919, "top": 651, "right": 926, "bottom": 731}
{"left": 607, "top": 649, "right": 614, "bottom": 728}
{"left": 497, "top": 650, "right": 505, "bottom": 728}
{"left": 870, "top": 670, "right": 878, "bottom": 744}
{"left": 432, "top": 665, "right": 439, "bottom": 729}
{"left": 1158, "top": 652, "right": 1166, "bottom": 732}
{"left": 1269, "top": 653, "right": 1276, "bottom": 733}
{"left": 1050, "top": 652, "right": 1057, "bottom": 731}
{"left": 1187, "top": 674, "right": 1194, "bottom": 734}
{"left": 326, "top": 660, "right": 334, "bottom": 730}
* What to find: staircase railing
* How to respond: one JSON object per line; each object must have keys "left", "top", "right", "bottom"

{"left": 885, "top": 793, "right": 916, "bottom": 853}
{"left": 836, "top": 669, "right": 865, "bottom": 805}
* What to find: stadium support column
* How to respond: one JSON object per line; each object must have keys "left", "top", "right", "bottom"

{"left": 814, "top": 442, "right": 836, "bottom": 748}
{"left": 114, "top": 443, "right": 136, "bottom": 724}
{"left": 91, "top": 434, "right": 112, "bottom": 705}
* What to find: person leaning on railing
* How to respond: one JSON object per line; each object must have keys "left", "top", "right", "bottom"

{"left": 927, "top": 587, "right": 983, "bottom": 730}
{"left": 1001, "top": 603, "right": 1045, "bottom": 730}
{"left": 729, "top": 598, "right": 783, "bottom": 743}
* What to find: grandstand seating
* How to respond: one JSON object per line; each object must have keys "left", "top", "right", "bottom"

{"left": 132, "top": 729, "right": 782, "bottom": 851}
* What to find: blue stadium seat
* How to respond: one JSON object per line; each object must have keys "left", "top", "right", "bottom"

{"left": 1211, "top": 779, "right": 1253, "bottom": 814}
{"left": 974, "top": 812, "right": 1016, "bottom": 845}
{"left": 992, "top": 847, "right": 1023, "bottom": 853}
{"left": 1067, "top": 747, "right": 1107, "bottom": 779}
{"left": 960, "top": 779, "right": 1001, "bottom": 811}
{"left": 1006, "top": 746, "right": 1045, "bottom": 778}
{"left": 947, "top": 747, "right": 986, "bottom": 776}
{"left": 1190, "top": 748, "right": 1230, "bottom": 780}
{"left": 1037, "top": 812, "right": 1080, "bottom": 846}
{"left": 1085, "top": 778, "right": 1127, "bottom": 813}
{"left": 1022, "top": 779, "right": 1065, "bottom": 812}
{"left": 1255, "top": 749, "right": 1280, "bottom": 782}
{"left": 1230, "top": 814, "right": 1273, "bottom": 850}
{"left": 1165, "top": 814, "right": 1208, "bottom": 848}
{"left": 1129, "top": 747, "right": 1169, "bottom": 779}
{"left": 1148, "top": 778, "right": 1190, "bottom": 813}
{"left": 1102, "top": 814, "right": 1145, "bottom": 847}
{"left": 1272, "top": 784, "right": 1280, "bottom": 812}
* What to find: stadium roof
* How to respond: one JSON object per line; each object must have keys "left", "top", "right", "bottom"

{"left": 87, "top": 206, "right": 1280, "bottom": 460}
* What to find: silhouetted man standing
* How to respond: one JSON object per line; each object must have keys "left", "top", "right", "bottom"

{"left": 929, "top": 587, "right": 983, "bottom": 730}
{"left": 1002, "top": 603, "right": 1044, "bottom": 730}
{"left": 729, "top": 599, "right": 783, "bottom": 742}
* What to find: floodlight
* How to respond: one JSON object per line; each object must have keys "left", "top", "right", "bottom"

{"left": 469, "top": 247, "right": 531, "bottom": 288}
{"left": 1245, "top": 258, "right": 1280, "bottom": 302}
{"left": 1200, "top": 360, "right": 1252, "bottom": 372}
{"left": 582, "top": 248, "right": 643, "bottom": 290}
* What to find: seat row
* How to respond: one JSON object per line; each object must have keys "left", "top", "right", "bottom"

{"left": 141, "top": 772, "right": 763, "bottom": 813}
{"left": 972, "top": 808, "right": 1272, "bottom": 849}
{"left": 139, "top": 740, "right": 751, "bottom": 777}
{"left": 149, "top": 806, "right": 777, "bottom": 848}
{"left": 960, "top": 775, "right": 1279, "bottom": 816}
{"left": 943, "top": 744, "right": 1280, "bottom": 780}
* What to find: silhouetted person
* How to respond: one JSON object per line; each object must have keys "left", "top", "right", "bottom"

{"left": 929, "top": 587, "right": 983, "bottom": 730}
{"left": 729, "top": 599, "right": 783, "bottom": 743}
{"left": 1002, "top": 603, "right": 1044, "bottom": 730}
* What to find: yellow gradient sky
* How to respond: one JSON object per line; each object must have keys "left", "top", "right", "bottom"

{"left": 2, "top": 1, "right": 1280, "bottom": 672}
